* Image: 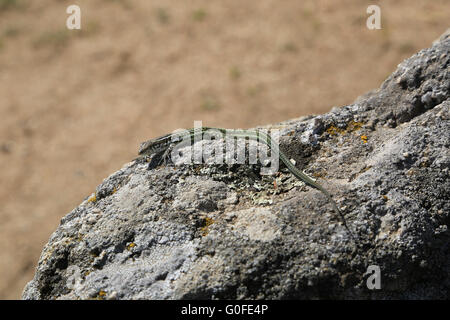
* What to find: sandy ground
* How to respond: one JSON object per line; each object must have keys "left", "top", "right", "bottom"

{"left": 0, "top": 0, "right": 448, "bottom": 299}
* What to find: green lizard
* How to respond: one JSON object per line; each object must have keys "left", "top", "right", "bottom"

{"left": 137, "top": 127, "right": 354, "bottom": 238}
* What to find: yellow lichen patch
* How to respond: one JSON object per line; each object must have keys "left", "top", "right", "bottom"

{"left": 88, "top": 194, "right": 97, "bottom": 203}
{"left": 360, "top": 135, "right": 368, "bottom": 143}
{"left": 200, "top": 217, "right": 215, "bottom": 236}
{"left": 112, "top": 187, "right": 117, "bottom": 194}
{"left": 382, "top": 195, "right": 389, "bottom": 201}
{"left": 346, "top": 120, "right": 364, "bottom": 132}
{"left": 75, "top": 233, "right": 85, "bottom": 242}
{"left": 97, "top": 290, "right": 107, "bottom": 300}
{"left": 287, "top": 130, "right": 295, "bottom": 136}
{"left": 326, "top": 125, "right": 346, "bottom": 136}
{"left": 419, "top": 158, "right": 430, "bottom": 168}
{"left": 193, "top": 166, "right": 202, "bottom": 174}
{"left": 127, "top": 242, "right": 136, "bottom": 250}
{"left": 312, "top": 171, "right": 326, "bottom": 178}
{"left": 326, "top": 120, "right": 364, "bottom": 136}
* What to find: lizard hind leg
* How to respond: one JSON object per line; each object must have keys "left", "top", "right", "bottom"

{"left": 146, "top": 145, "right": 174, "bottom": 170}
{"left": 160, "top": 145, "right": 174, "bottom": 165}
{"left": 146, "top": 153, "right": 163, "bottom": 170}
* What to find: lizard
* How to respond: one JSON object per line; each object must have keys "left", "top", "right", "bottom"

{"left": 137, "top": 127, "right": 355, "bottom": 239}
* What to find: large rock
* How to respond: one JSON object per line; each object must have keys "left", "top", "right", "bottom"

{"left": 23, "top": 31, "right": 449, "bottom": 299}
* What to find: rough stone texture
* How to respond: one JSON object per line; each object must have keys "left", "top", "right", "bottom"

{"left": 23, "top": 31, "right": 449, "bottom": 300}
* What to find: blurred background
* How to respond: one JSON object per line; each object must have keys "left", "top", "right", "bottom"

{"left": 0, "top": 0, "right": 448, "bottom": 299}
